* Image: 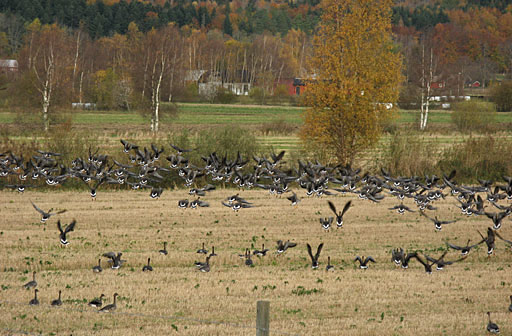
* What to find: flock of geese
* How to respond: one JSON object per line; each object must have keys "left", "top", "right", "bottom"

{"left": 1, "top": 140, "right": 512, "bottom": 333}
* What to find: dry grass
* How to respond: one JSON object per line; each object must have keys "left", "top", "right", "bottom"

{"left": 0, "top": 189, "right": 511, "bottom": 335}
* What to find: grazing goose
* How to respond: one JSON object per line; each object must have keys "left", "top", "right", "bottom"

{"left": 391, "top": 248, "right": 404, "bottom": 265}
{"left": 326, "top": 256, "right": 334, "bottom": 271}
{"left": 486, "top": 312, "right": 499, "bottom": 333}
{"left": 327, "top": 200, "right": 352, "bottom": 228}
{"left": 142, "top": 258, "right": 153, "bottom": 272}
{"left": 485, "top": 211, "right": 509, "bottom": 230}
{"left": 31, "top": 201, "right": 66, "bottom": 223}
{"left": 478, "top": 228, "right": 497, "bottom": 255}
{"left": 400, "top": 252, "right": 418, "bottom": 269}
{"left": 420, "top": 211, "right": 457, "bottom": 231}
{"left": 103, "top": 252, "right": 125, "bottom": 269}
{"left": 99, "top": 293, "right": 118, "bottom": 312}
{"left": 23, "top": 271, "right": 37, "bottom": 289}
{"left": 57, "top": 219, "right": 76, "bottom": 246}
{"left": 51, "top": 290, "right": 62, "bottom": 306}
{"left": 159, "top": 242, "right": 168, "bottom": 255}
{"left": 286, "top": 192, "right": 300, "bottom": 205}
{"left": 320, "top": 217, "right": 333, "bottom": 231}
{"left": 88, "top": 294, "right": 105, "bottom": 308}
{"left": 388, "top": 203, "right": 415, "bottom": 214}
{"left": 307, "top": 243, "right": 324, "bottom": 269}
{"left": 92, "top": 259, "right": 102, "bottom": 273}
{"left": 276, "top": 240, "right": 297, "bottom": 254}
{"left": 446, "top": 240, "right": 482, "bottom": 256}
{"left": 29, "top": 289, "right": 39, "bottom": 306}
{"left": 197, "top": 243, "right": 208, "bottom": 254}
{"left": 253, "top": 244, "right": 269, "bottom": 257}
{"left": 354, "top": 256, "right": 376, "bottom": 269}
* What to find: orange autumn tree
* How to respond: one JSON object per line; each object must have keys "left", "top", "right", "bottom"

{"left": 301, "top": 0, "right": 402, "bottom": 164}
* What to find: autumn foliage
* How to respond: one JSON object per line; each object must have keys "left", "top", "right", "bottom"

{"left": 301, "top": 0, "right": 402, "bottom": 164}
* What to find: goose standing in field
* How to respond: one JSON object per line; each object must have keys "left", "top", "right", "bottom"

{"left": 92, "top": 259, "right": 102, "bottom": 273}
{"left": 307, "top": 243, "right": 324, "bottom": 269}
{"left": 326, "top": 256, "right": 334, "bottom": 271}
{"left": 276, "top": 240, "right": 297, "bottom": 254}
{"left": 99, "top": 293, "right": 118, "bottom": 312}
{"left": 29, "top": 289, "right": 39, "bottom": 306}
{"left": 197, "top": 256, "right": 211, "bottom": 273}
{"left": 51, "top": 290, "right": 62, "bottom": 306}
{"left": 391, "top": 248, "right": 404, "bottom": 266}
{"left": 142, "top": 258, "right": 153, "bottom": 272}
{"left": 30, "top": 201, "right": 66, "bottom": 223}
{"left": 420, "top": 211, "right": 457, "bottom": 231}
{"left": 354, "top": 256, "right": 376, "bottom": 269}
{"left": 159, "top": 242, "right": 168, "bottom": 255}
{"left": 209, "top": 246, "right": 217, "bottom": 257}
{"left": 446, "top": 239, "right": 482, "bottom": 256}
{"left": 197, "top": 243, "right": 208, "bottom": 254}
{"left": 253, "top": 244, "right": 269, "bottom": 257}
{"left": 88, "top": 294, "right": 105, "bottom": 308}
{"left": 244, "top": 249, "right": 253, "bottom": 266}
{"left": 57, "top": 219, "right": 76, "bottom": 246}
{"left": 486, "top": 311, "right": 499, "bottom": 333}
{"left": 327, "top": 200, "right": 352, "bottom": 228}
{"left": 23, "top": 271, "right": 37, "bottom": 289}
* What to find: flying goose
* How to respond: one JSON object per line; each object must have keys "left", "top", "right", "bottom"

{"left": 391, "top": 248, "right": 404, "bottom": 265}
{"left": 477, "top": 228, "right": 497, "bottom": 255}
{"left": 286, "top": 192, "right": 300, "bottom": 205}
{"left": 354, "top": 256, "right": 376, "bottom": 269}
{"left": 446, "top": 240, "right": 482, "bottom": 256}
{"left": 307, "top": 243, "right": 324, "bottom": 269}
{"left": 5, "top": 184, "right": 37, "bottom": 193}
{"left": 221, "top": 201, "right": 254, "bottom": 211}
{"left": 253, "top": 244, "right": 269, "bottom": 257}
{"left": 388, "top": 203, "right": 415, "bottom": 214}
{"left": 99, "top": 293, "right": 118, "bottom": 312}
{"left": 92, "top": 259, "right": 102, "bottom": 273}
{"left": 420, "top": 211, "right": 457, "bottom": 231}
{"left": 142, "top": 258, "right": 153, "bottom": 272}
{"left": 413, "top": 253, "right": 443, "bottom": 274}
{"left": 400, "top": 252, "right": 418, "bottom": 269}
{"left": 326, "top": 256, "right": 334, "bottom": 271}
{"left": 170, "top": 144, "right": 193, "bottom": 155}
{"left": 51, "top": 290, "right": 62, "bottom": 306}
{"left": 495, "top": 231, "right": 512, "bottom": 250}
{"left": 23, "top": 271, "right": 37, "bottom": 289}
{"left": 320, "top": 217, "right": 333, "bottom": 231}
{"left": 88, "top": 294, "right": 105, "bottom": 308}
{"left": 276, "top": 240, "right": 297, "bottom": 254}
{"left": 57, "top": 219, "right": 76, "bottom": 245}
{"left": 425, "top": 252, "right": 466, "bottom": 270}
{"left": 103, "top": 252, "right": 125, "bottom": 269}
{"left": 327, "top": 200, "right": 352, "bottom": 228}
{"left": 159, "top": 242, "right": 168, "bottom": 255}
{"left": 484, "top": 211, "right": 509, "bottom": 230}
{"left": 30, "top": 201, "right": 66, "bottom": 223}
{"left": 29, "top": 289, "right": 39, "bottom": 306}
{"left": 486, "top": 312, "right": 499, "bottom": 333}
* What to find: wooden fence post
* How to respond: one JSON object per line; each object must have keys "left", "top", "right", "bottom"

{"left": 256, "top": 300, "right": 270, "bottom": 336}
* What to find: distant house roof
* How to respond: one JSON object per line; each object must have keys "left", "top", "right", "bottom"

{"left": 0, "top": 59, "right": 18, "bottom": 68}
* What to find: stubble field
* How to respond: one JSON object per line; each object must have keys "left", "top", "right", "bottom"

{"left": 0, "top": 189, "right": 510, "bottom": 335}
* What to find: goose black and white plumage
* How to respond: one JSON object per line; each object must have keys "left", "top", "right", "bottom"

{"left": 92, "top": 259, "right": 102, "bottom": 273}
{"left": 485, "top": 211, "right": 509, "bottom": 230}
{"left": 326, "top": 256, "right": 334, "bottom": 271}
{"left": 31, "top": 201, "right": 66, "bottom": 223}
{"left": 306, "top": 243, "right": 324, "bottom": 269}
{"left": 244, "top": 249, "right": 253, "bottom": 266}
{"left": 178, "top": 199, "right": 189, "bottom": 208}
{"left": 88, "top": 294, "right": 105, "bottom": 308}
{"left": 142, "top": 258, "right": 153, "bottom": 272}
{"left": 170, "top": 144, "right": 193, "bottom": 156}
{"left": 354, "top": 256, "right": 376, "bottom": 269}
{"left": 221, "top": 201, "right": 254, "bottom": 211}
{"left": 388, "top": 203, "right": 415, "bottom": 214}
{"left": 149, "top": 187, "right": 163, "bottom": 199}
{"left": 253, "top": 244, "right": 269, "bottom": 257}
{"left": 99, "top": 293, "right": 118, "bottom": 312}
{"left": 320, "top": 217, "right": 333, "bottom": 231}
{"left": 327, "top": 200, "right": 352, "bottom": 228}
{"left": 400, "top": 252, "right": 417, "bottom": 269}
{"left": 159, "top": 242, "right": 168, "bottom": 255}
{"left": 391, "top": 248, "right": 404, "bottom": 265}
{"left": 412, "top": 253, "right": 439, "bottom": 274}
{"left": 23, "top": 271, "right": 37, "bottom": 289}
{"left": 120, "top": 139, "right": 138, "bottom": 153}
{"left": 197, "top": 256, "right": 211, "bottom": 272}
{"left": 209, "top": 246, "right": 217, "bottom": 257}
{"left": 197, "top": 243, "right": 208, "bottom": 254}
{"left": 5, "top": 184, "right": 36, "bottom": 193}
{"left": 420, "top": 211, "right": 457, "bottom": 231}
{"left": 51, "top": 290, "right": 62, "bottom": 306}
{"left": 103, "top": 252, "right": 125, "bottom": 269}
{"left": 190, "top": 197, "right": 209, "bottom": 208}
{"left": 29, "top": 289, "right": 39, "bottom": 306}
{"left": 446, "top": 239, "right": 482, "bottom": 256}
{"left": 57, "top": 219, "right": 76, "bottom": 245}
{"left": 486, "top": 311, "right": 499, "bottom": 333}
{"left": 425, "top": 252, "right": 466, "bottom": 270}
{"left": 286, "top": 192, "right": 300, "bottom": 205}
{"left": 478, "top": 227, "right": 497, "bottom": 255}
{"left": 276, "top": 240, "right": 297, "bottom": 254}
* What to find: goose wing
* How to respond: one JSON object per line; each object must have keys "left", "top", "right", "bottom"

{"left": 306, "top": 244, "right": 314, "bottom": 262}
{"left": 315, "top": 243, "right": 324, "bottom": 260}
{"left": 30, "top": 201, "right": 45, "bottom": 215}
{"left": 341, "top": 200, "right": 352, "bottom": 216}
{"left": 57, "top": 220, "right": 64, "bottom": 234}
{"left": 365, "top": 256, "right": 376, "bottom": 264}
{"left": 327, "top": 201, "right": 337, "bottom": 215}
{"left": 65, "top": 220, "right": 76, "bottom": 234}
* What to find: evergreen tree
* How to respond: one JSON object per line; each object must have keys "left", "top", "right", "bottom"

{"left": 223, "top": 4, "right": 233, "bottom": 36}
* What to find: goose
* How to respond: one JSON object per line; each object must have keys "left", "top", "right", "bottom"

{"left": 198, "top": 256, "right": 211, "bottom": 272}
{"left": 120, "top": 139, "right": 138, "bottom": 153}
{"left": 306, "top": 243, "right": 323, "bottom": 269}
{"left": 103, "top": 252, "right": 125, "bottom": 269}
{"left": 92, "top": 259, "right": 102, "bottom": 273}
{"left": 5, "top": 184, "right": 36, "bottom": 193}
{"left": 51, "top": 290, "right": 62, "bottom": 306}
{"left": 388, "top": 203, "right": 415, "bottom": 214}
{"left": 30, "top": 201, "right": 66, "bottom": 223}
{"left": 420, "top": 211, "right": 457, "bottom": 231}
{"left": 485, "top": 211, "right": 509, "bottom": 230}
{"left": 354, "top": 256, "right": 376, "bottom": 269}
{"left": 327, "top": 200, "right": 352, "bottom": 228}
{"left": 209, "top": 246, "right": 217, "bottom": 257}
{"left": 244, "top": 249, "right": 253, "bottom": 266}
{"left": 495, "top": 231, "right": 512, "bottom": 250}
{"left": 276, "top": 240, "right": 297, "bottom": 254}
{"left": 178, "top": 199, "right": 189, "bottom": 208}
{"left": 286, "top": 192, "right": 300, "bottom": 205}
{"left": 446, "top": 239, "right": 482, "bottom": 256}
{"left": 142, "top": 258, "right": 153, "bottom": 272}
{"left": 190, "top": 198, "right": 209, "bottom": 208}
{"left": 88, "top": 294, "right": 105, "bottom": 308}
{"left": 400, "top": 252, "right": 418, "bottom": 269}
{"left": 425, "top": 252, "right": 466, "bottom": 270}
{"left": 391, "top": 248, "right": 404, "bottom": 265}
{"left": 23, "top": 271, "right": 37, "bottom": 289}
{"left": 197, "top": 243, "right": 208, "bottom": 254}
{"left": 149, "top": 187, "right": 163, "bottom": 199}
{"left": 326, "top": 256, "right": 334, "bottom": 271}
{"left": 509, "top": 296, "right": 512, "bottom": 312}
{"left": 221, "top": 201, "right": 254, "bottom": 211}
{"left": 226, "top": 194, "right": 251, "bottom": 205}
{"left": 253, "top": 244, "right": 269, "bottom": 257}
{"left": 159, "top": 242, "right": 168, "bottom": 255}
{"left": 486, "top": 312, "right": 499, "bottom": 333}
{"left": 412, "top": 253, "right": 438, "bottom": 274}
{"left": 29, "top": 289, "right": 39, "bottom": 306}
{"left": 170, "top": 144, "right": 193, "bottom": 155}
{"left": 478, "top": 228, "right": 497, "bottom": 255}
{"left": 57, "top": 219, "right": 76, "bottom": 245}
{"left": 320, "top": 217, "right": 333, "bottom": 231}
{"left": 99, "top": 293, "right": 118, "bottom": 312}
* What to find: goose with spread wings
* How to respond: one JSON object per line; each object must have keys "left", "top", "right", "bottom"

{"left": 57, "top": 219, "right": 76, "bottom": 245}
{"left": 31, "top": 201, "right": 66, "bottom": 223}
{"left": 327, "top": 200, "right": 352, "bottom": 228}
{"left": 306, "top": 243, "right": 323, "bottom": 269}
